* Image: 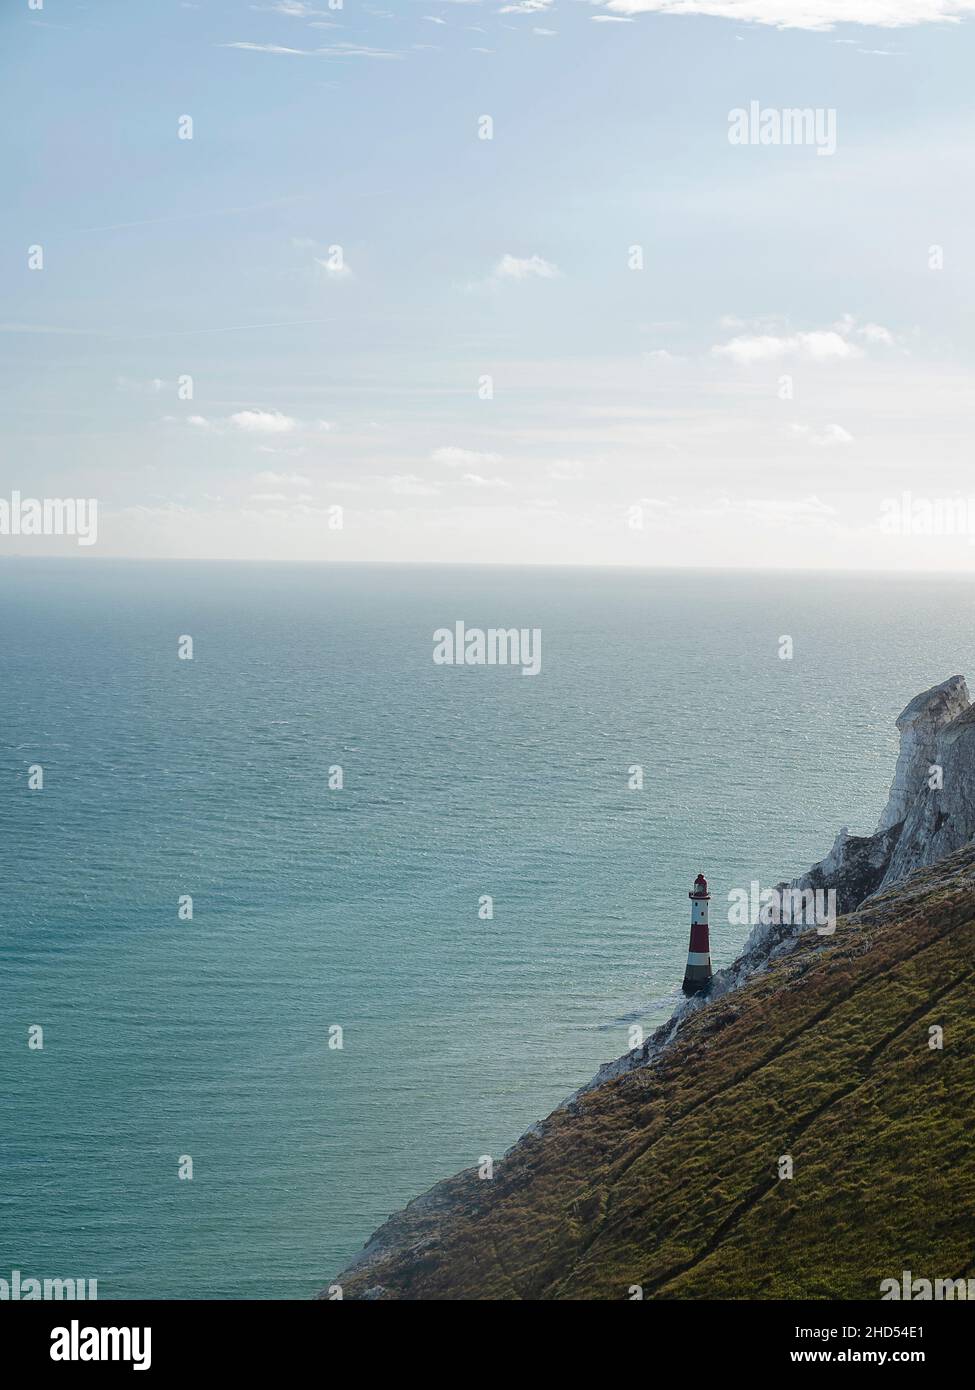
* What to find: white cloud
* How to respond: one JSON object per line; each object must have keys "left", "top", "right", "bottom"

{"left": 820, "top": 423, "right": 855, "bottom": 446}
{"left": 230, "top": 409, "right": 299, "bottom": 434}
{"left": 462, "top": 473, "right": 511, "bottom": 487}
{"left": 712, "top": 330, "right": 858, "bottom": 364}
{"left": 790, "top": 423, "right": 855, "bottom": 446}
{"left": 221, "top": 42, "right": 308, "bottom": 55}
{"left": 182, "top": 408, "right": 304, "bottom": 436}
{"left": 714, "top": 314, "right": 898, "bottom": 364}
{"left": 493, "top": 253, "right": 562, "bottom": 280}
{"left": 326, "top": 43, "right": 407, "bottom": 58}
{"left": 251, "top": 2, "right": 332, "bottom": 14}
{"left": 859, "top": 321, "right": 897, "bottom": 344}
{"left": 710, "top": 311, "right": 894, "bottom": 364}
{"left": 601, "top": 1, "right": 975, "bottom": 30}
{"left": 256, "top": 470, "right": 312, "bottom": 486}
{"left": 432, "top": 446, "right": 504, "bottom": 466}
{"left": 220, "top": 41, "right": 403, "bottom": 58}
{"left": 499, "top": 1, "right": 554, "bottom": 13}
{"left": 831, "top": 314, "right": 900, "bottom": 349}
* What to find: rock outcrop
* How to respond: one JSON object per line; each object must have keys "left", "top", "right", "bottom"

{"left": 875, "top": 675, "right": 969, "bottom": 831}
{"left": 882, "top": 699, "right": 975, "bottom": 886}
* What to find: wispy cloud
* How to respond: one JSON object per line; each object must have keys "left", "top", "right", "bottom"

{"left": 492, "top": 253, "right": 562, "bottom": 281}
{"left": 186, "top": 410, "right": 331, "bottom": 435}
{"left": 601, "top": 0, "right": 975, "bottom": 30}
{"left": 713, "top": 330, "right": 859, "bottom": 364}
{"left": 711, "top": 314, "right": 897, "bottom": 365}
{"left": 231, "top": 410, "right": 300, "bottom": 434}
{"left": 219, "top": 42, "right": 404, "bottom": 58}
{"left": 462, "top": 473, "right": 511, "bottom": 487}
{"left": 790, "top": 423, "right": 855, "bottom": 447}
{"left": 256, "top": 470, "right": 313, "bottom": 486}
{"left": 433, "top": 446, "right": 504, "bottom": 466}
{"left": 220, "top": 42, "right": 308, "bottom": 55}
{"left": 251, "top": 1, "right": 336, "bottom": 14}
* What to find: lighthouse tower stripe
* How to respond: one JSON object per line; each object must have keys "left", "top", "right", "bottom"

{"left": 689, "top": 923, "right": 710, "bottom": 953}
{"left": 682, "top": 871, "right": 714, "bottom": 996}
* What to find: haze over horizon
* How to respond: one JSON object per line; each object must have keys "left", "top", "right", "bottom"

{"left": 4, "top": 0, "right": 975, "bottom": 571}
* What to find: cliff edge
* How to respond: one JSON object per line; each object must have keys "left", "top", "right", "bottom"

{"left": 322, "top": 678, "right": 975, "bottom": 1300}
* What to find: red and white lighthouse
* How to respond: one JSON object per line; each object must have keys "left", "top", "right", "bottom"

{"left": 682, "top": 872, "right": 713, "bottom": 996}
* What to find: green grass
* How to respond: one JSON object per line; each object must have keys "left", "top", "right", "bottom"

{"left": 332, "top": 847, "right": 975, "bottom": 1300}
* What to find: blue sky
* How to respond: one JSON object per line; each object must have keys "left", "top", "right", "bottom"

{"left": 4, "top": 0, "right": 975, "bottom": 567}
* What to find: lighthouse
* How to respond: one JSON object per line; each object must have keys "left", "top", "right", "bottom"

{"left": 682, "top": 872, "right": 713, "bottom": 996}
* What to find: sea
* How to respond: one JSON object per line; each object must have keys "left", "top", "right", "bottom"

{"left": 1, "top": 559, "right": 972, "bottom": 1298}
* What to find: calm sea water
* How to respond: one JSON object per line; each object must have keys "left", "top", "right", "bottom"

{"left": 2, "top": 560, "right": 973, "bottom": 1299}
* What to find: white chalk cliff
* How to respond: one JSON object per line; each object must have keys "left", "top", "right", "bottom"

{"left": 875, "top": 675, "right": 970, "bottom": 831}
{"left": 805, "top": 674, "right": 973, "bottom": 905}
{"left": 883, "top": 685, "right": 975, "bottom": 885}
{"left": 741, "top": 673, "right": 975, "bottom": 960}
{"left": 581, "top": 673, "right": 975, "bottom": 1094}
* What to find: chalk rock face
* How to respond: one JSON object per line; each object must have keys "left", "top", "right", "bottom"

{"left": 792, "top": 823, "right": 903, "bottom": 916}
{"left": 875, "top": 675, "right": 970, "bottom": 831}
{"left": 881, "top": 701, "right": 975, "bottom": 887}
{"left": 732, "top": 676, "right": 973, "bottom": 931}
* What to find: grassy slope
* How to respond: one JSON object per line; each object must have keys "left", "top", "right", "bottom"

{"left": 334, "top": 847, "right": 975, "bottom": 1300}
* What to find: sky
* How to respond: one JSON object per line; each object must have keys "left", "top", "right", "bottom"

{"left": 3, "top": 0, "right": 975, "bottom": 569}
